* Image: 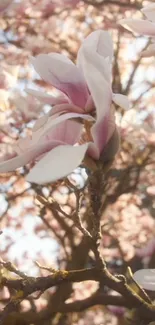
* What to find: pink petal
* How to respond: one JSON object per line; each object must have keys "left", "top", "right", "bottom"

{"left": 50, "top": 103, "right": 86, "bottom": 116}
{"left": 32, "top": 110, "right": 69, "bottom": 136}
{"left": 119, "top": 19, "right": 155, "bottom": 36}
{"left": 133, "top": 269, "right": 155, "bottom": 291}
{"left": 31, "top": 53, "right": 89, "bottom": 107}
{"left": 14, "top": 137, "right": 33, "bottom": 154}
{"left": 112, "top": 93, "right": 130, "bottom": 110}
{"left": 81, "top": 49, "right": 112, "bottom": 155}
{"left": 4, "top": 117, "right": 84, "bottom": 173}
{"left": 80, "top": 49, "right": 112, "bottom": 111}
{"left": 77, "top": 30, "right": 113, "bottom": 67}
{"left": 85, "top": 95, "right": 94, "bottom": 113}
{"left": 106, "top": 105, "right": 117, "bottom": 143}
{"left": 2, "top": 112, "right": 88, "bottom": 174}
{"left": 0, "top": 140, "right": 62, "bottom": 173}
{"left": 88, "top": 118, "right": 109, "bottom": 159}
{"left": 79, "top": 48, "right": 112, "bottom": 85}
{"left": 142, "top": 4, "right": 155, "bottom": 23}
{"left": 26, "top": 144, "right": 88, "bottom": 184}
{"left": 42, "top": 119, "right": 83, "bottom": 145}
{"left": 33, "top": 115, "right": 49, "bottom": 132}
{"left": 89, "top": 105, "right": 117, "bottom": 160}
{"left": 26, "top": 89, "right": 68, "bottom": 105}
{"left": 37, "top": 112, "right": 94, "bottom": 141}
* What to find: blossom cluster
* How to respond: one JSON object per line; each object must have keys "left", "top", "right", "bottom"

{"left": 0, "top": 30, "right": 129, "bottom": 184}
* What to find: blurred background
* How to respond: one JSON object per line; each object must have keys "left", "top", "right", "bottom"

{"left": 0, "top": 0, "right": 155, "bottom": 324}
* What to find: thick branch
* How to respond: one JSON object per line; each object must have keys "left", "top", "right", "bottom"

{"left": 5, "top": 293, "right": 128, "bottom": 324}
{"left": 1, "top": 266, "right": 155, "bottom": 321}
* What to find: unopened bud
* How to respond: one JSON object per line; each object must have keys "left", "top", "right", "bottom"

{"left": 100, "top": 127, "right": 120, "bottom": 163}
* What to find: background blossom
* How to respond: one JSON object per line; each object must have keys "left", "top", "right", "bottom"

{"left": 0, "top": 1, "right": 155, "bottom": 324}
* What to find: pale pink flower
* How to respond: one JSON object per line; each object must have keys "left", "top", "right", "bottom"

{"left": 26, "top": 31, "right": 129, "bottom": 160}
{"left": 0, "top": 112, "right": 92, "bottom": 184}
{"left": 27, "top": 30, "right": 129, "bottom": 114}
{"left": 119, "top": 3, "right": 155, "bottom": 57}
{"left": 0, "top": 30, "right": 129, "bottom": 184}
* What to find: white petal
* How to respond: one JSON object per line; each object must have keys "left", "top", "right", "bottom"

{"left": 40, "top": 119, "right": 83, "bottom": 145}
{"left": 134, "top": 269, "right": 155, "bottom": 291}
{"left": 80, "top": 48, "right": 113, "bottom": 155}
{"left": 37, "top": 112, "right": 94, "bottom": 140}
{"left": 77, "top": 30, "right": 113, "bottom": 67}
{"left": 79, "top": 47, "right": 112, "bottom": 85}
{"left": 0, "top": 141, "right": 52, "bottom": 173}
{"left": 142, "top": 4, "right": 155, "bottom": 23}
{"left": 33, "top": 115, "right": 49, "bottom": 132}
{"left": 26, "top": 89, "right": 68, "bottom": 105}
{"left": 112, "top": 93, "right": 130, "bottom": 110}
{"left": 119, "top": 19, "right": 155, "bottom": 36}
{"left": 26, "top": 144, "right": 88, "bottom": 184}
{"left": 0, "top": 133, "right": 70, "bottom": 173}
{"left": 80, "top": 48, "right": 112, "bottom": 121}
{"left": 31, "top": 53, "right": 89, "bottom": 107}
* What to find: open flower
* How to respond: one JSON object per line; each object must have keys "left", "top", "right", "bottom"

{"left": 119, "top": 3, "right": 155, "bottom": 57}
{"left": 0, "top": 30, "right": 129, "bottom": 184}
{"left": 27, "top": 30, "right": 129, "bottom": 115}
{"left": 0, "top": 112, "right": 92, "bottom": 184}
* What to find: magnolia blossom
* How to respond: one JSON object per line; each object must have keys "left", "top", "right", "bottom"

{"left": 119, "top": 3, "right": 155, "bottom": 57}
{"left": 0, "top": 112, "right": 92, "bottom": 184}
{"left": 0, "top": 30, "right": 129, "bottom": 184}
{"left": 27, "top": 30, "right": 129, "bottom": 113}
